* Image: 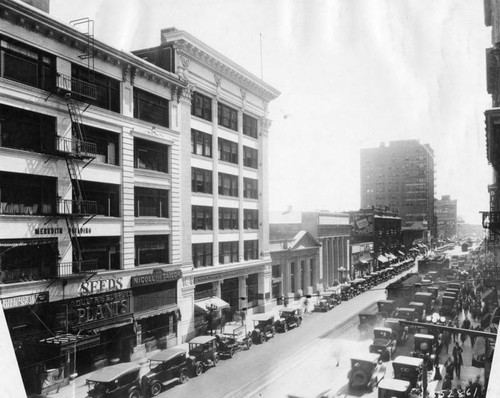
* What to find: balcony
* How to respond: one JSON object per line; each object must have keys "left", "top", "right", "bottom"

{"left": 485, "top": 109, "right": 500, "bottom": 171}
{"left": 57, "top": 199, "right": 97, "bottom": 216}
{"left": 56, "top": 136, "right": 97, "bottom": 158}
{"left": 59, "top": 259, "right": 99, "bottom": 277}
{"left": 56, "top": 73, "right": 97, "bottom": 100}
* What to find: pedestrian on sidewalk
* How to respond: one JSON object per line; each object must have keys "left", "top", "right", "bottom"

{"left": 444, "top": 357, "right": 454, "bottom": 380}
{"left": 452, "top": 342, "right": 463, "bottom": 379}
{"left": 442, "top": 329, "right": 452, "bottom": 354}
{"left": 461, "top": 317, "right": 471, "bottom": 346}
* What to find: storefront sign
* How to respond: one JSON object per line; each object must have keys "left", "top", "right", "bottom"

{"left": 34, "top": 225, "right": 91, "bottom": 235}
{"left": 131, "top": 269, "right": 182, "bottom": 287}
{"left": 69, "top": 290, "right": 131, "bottom": 326}
{"left": 1, "top": 291, "right": 49, "bottom": 309}
{"left": 194, "top": 266, "right": 264, "bottom": 284}
{"left": 80, "top": 277, "right": 123, "bottom": 296}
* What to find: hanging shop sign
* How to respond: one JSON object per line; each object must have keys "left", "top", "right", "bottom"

{"left": 1, "top": 291, "right": 49, "bottom": 309}
{"left": 194, "top": 265, "right": 264, "bottom": 284}
{"left": 79, "top": 276, "right": 124, "bottom": 296}
{"left": 131, "top": 269, "right": 182, "bottom": 287}
{"left": 67, "top": 290, "right": 132, "bottom": 327}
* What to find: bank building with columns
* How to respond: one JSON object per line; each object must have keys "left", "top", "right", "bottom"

{"left": 0, "top": 0, "right": 279, "bottom": 394}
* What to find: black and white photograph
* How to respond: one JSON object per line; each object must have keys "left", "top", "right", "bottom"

{"left": 0, "top": 0, "right": 499, "bottom": 397}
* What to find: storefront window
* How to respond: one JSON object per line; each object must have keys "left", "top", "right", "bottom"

{"left": 135, "top": 235, "right": 169, "bottom": 266}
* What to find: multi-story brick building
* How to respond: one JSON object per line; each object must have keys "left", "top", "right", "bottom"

{"left": 0, "top": 0, "right": 278, "bottom": 394}
{"left": 435, "top": 195, "right": 457, "bottom": 240}
{"left": 360, "top": 140, "right": 436, "bottom": 242}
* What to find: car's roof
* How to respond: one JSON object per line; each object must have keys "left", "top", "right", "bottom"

{"left": 415, "top": 292, "right": 433, "bottom": 296}
{"left": 351, "top": 352, "right": 380, "bottom": 363}
{"left": 378, "top": 378, "right": 410, "bottom": 391}
{"left": 409, "top": 302, "right": 425, "bottom": 306}
{"left": 252, "top": 313, "right": 275, "bottom": 321}
{"left": 396, "top": 307, "right": 416, "bottom": 311}
{"left": 374, "top": 327, "right": 392, "bottom": 334}
{"left": 414, "top": 333, "right": 434, "bottom": 339}
{"left": 377, "top": 299, "right": 395, "bottom": 303}
{"left": 393, "top": 355, "right": 424, "bottom": 366}
{"left": 189, "top": 335, "right": 216, "bottom": 344}
{"left": 86, "top": 362, "right": 141, "bottom": 382}
{"left": 149, "top": 348, "right": 187, "bottom": 362}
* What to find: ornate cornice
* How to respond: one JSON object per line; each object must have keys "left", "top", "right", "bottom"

{"left": 170, "top": 37, "right": 280, "bottom": 102}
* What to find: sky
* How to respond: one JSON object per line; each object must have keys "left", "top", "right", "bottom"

{"left": 49, "top": 0, "right": 493, "bottom": 224}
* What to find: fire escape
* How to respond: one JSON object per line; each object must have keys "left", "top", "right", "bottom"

{"left": 52, "top": 18, "right": 99, "bottom": 278}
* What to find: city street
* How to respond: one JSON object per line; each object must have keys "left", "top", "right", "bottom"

{"left": 156, "top": 267, "right": 416, "bottom": 398}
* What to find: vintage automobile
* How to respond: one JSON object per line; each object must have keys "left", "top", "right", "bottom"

{"left": 187, "top": 335, "right": 220, "bottom": 376}
{"left": 377, "top": 299, "right": 396, "bottom": 318}
{"left": 86, "top": 362, "right": 142, "bottom": 398}
{"left": 347, "top": 353, "right": 384, "bottom": 392}
{"left": 440, "top": 295, "right": 456, "bottom": 316}
{"left": 358, "top": 312, "right": 383, "bottom": 335}
{"left": 351, "top": 278, "right": 367, "bottom": 294}
{"left": 413, "top": 292, "right": 434, "bottom": 313}
{"left": 412, "top": 333, "right": 435, "bottom": 357}
{"left": 216, "top": 324, "right": 252, "bottom": 357}
{"left": 377, "top": 378, "right": 411, "bottom": 398}
{"left": 426, "top": 286, "right": 439, "bottom": 300}
{"left": 250, "top": 312, "right": 276, "bottom": 344}
{"left": 408, "top": 302, "right": 425, "bottom": 322}
{"left": 142, "top": 348, "right": 189, "bottom": 396}
{"left": 340, "top": 283, "right": 353, "bottom": 301}
{"left": 274, "top": 308, "right": 302, "bottom": 332}
{"left": 393, "top": 307, "right": 418, "bottom": 322}
{"left": 384, "top": 318, "right": 409, "bottom": 345}
{"left": 392, "top": 355, "right": 423, "bottom": 388}
{"left": 369, "top": 327, "right": 396, "bottom": 361}
{"left": 314, "top": 291, "right": 339, "bottom": 312}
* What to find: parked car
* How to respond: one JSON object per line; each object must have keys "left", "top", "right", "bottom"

{"left": 369, "top": 327, "right": 396, "bottom": 361}
{"left": 377, "top": 300, "right": 396, "bottom": 318}
{"left": 383, "top": 318, "right": 409, "bottom": 345}
{"left": 392, "top": 355, "right": 423, "bottom": 388}
{"left": 250, "top": 312, "right": 276, "bottom": 344}
{"left": 413, "top": 292, "right": 434, "bottom": 313}
{"left": 187, "top": 335, "right": 219, "bottom": 376}
{"left": 393, "top": 307, "right": 418, "bottom": 323}
{"left": 216, "top": 324, "right": 252, "bottom": 357}
{"left": 142, "top": 348, "right": 189, "bottom": 396}
{"left": 274, "top": 308, "right": 303, "bottom": 332}
{"left": 86, "top": 362, "right": 142, "bottom": 398}
{"left": 408, "top": 302, "right": 425, "bottom": 322}
{"left": 314, "top": 292, "right": 339, "bottom": 312}
{"left": 347, "top": 353, "right": 384, "bottom": 392}
{"left": 411, "top": 333, "right": 435, "bottom": 369}
{"left": 377, "top": 378, "right": 411, "bottom": 398}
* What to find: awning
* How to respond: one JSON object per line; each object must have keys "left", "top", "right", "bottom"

{"left": 73, "top": 315, "right": 134, "bottom": 333}
{"left": 377, "top": 255, "right": 388, "bottom": 263}
{"left": 134, "top": 306, "right": 178, "bottom": 321}
{"left": 39, "top": 333, "right": 100, "bottom": 352}
{"left": 195, "top": 297, "right": 230, "bottom": 313}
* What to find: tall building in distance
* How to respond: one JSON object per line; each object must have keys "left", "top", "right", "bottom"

{"left": 435, "top": 195, "right": 457, "bottom": 240}
{"left": 360, "top": 140, "right": 436, "bottom": 242}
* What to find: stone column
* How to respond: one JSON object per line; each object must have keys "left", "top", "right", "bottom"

{"left": 238, "top": 275, "right": 247, "bottom": 310}
{"left": 238, "top": 109, "right": 244, "bottom": 261}
{"left": 212, "top": 96, "right": 220, "bottom": 265}
{"left": 304, "top": 258, "right": 312, "bottom": 295}
{"left": 258, "top": 265, "right": 272, "bottom": 312}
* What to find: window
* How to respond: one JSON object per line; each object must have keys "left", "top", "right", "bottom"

{"left": 80, "top": 236, "right": 120, "bottom": 271}
{"left": 77, "top": 181, "right": 120, "bottom": 217}
{"left": 192, "top": 243, "right": 213, "bottom": 268}
{"left": 218, "top": 173, "right": 238, "bottom": 197}
{"left": 217, "top": 102, "right": 238, "bottom": 131}
{"left": 0, "top": 105, "right": 56, "bottom": 153}
{"left": 244, "top": 209, "right": 259, "bottom": 229}
{"left": 243, "top": 146, "right": 258, "bottom": 169}
{"left": 135, "top": 187, "right": 169, "bottom": 218}
{"left": 192, "top": 206, "right": 212, "bottom": 230}
{"left": 191, "top": 92, "right": 212, "bottom": 121}
{"left": 219, "top": 241, "right": 238, "bottom": 264}
{"left": 218, "top": 138, "right": 238, "bottom": 164}
{"left": 272, "top": 264, "right": 281, "bottom": 278}
{"left": 243, "top": 114, "right": 258, "bottom": 138}
{"left": 192, "top": 168, "right": 213, "bottom": 194}
{"left": 244, "top": 240, "right": 258, "bottom": 261}
{"left": 135, "top": 235, "right": 169, "bottom": 266}
{"left": 191, "top": 129, "right": 212, "bottom": 157}
{"left": 0, "top": 172, "right": 56, "bottom": 215}
{"left": 134, "top": 138, "right": 169, "bottom": 173}
{"left": 133, "top": 88, "right": 169, "bottom": 128}
{"left": 0, "top": 37, "right": 55, "bottom": 91}
{"left": 72, "top": 64, "right": 120, "bottom": 112}
{"left": 219, "top": 207, "right": 238, "bottom": 230}
{"left": 243, "top": 178, "right": 258, "bottom": 199}
{"left": 82, "top": 125, "right": 119, "bottom": 165}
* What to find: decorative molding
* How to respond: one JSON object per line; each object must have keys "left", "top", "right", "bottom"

{"left": 214, "top": 74, "right": 222, "bottom": 87}
{"left": 183, "top": 276, "right": 193, "bottom": 287}
{"left": 180, "top": 55, "right": 190, "bottom": 68}
{"left": 122, "top": 64, "right": 130, "bottom": 82}
{"left": 179, "top": 83, "right": 195, "bottom": 105}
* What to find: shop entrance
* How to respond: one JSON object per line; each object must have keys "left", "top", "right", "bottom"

{"left": 221, "top": 277, "right": 239, "bottom": 322}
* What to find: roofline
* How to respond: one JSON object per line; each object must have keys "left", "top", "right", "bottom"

{"left": 2, "top": 0, "right": 186, "bottom": 90}
{"left": 160, "top": 27, "right": 280, "bottom": 102}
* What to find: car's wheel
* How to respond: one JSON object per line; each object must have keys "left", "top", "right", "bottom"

{"left": 297, "top": 318, "right": 302, "bottom": 327}
{"left": 246, "top": 339, "right": 252, "bottom": 349}
{"left": 229, "top": 348, "right": 235, "bottom": 358}
{"left": 128, "top": 389, "right": 141, "bottom": 398}
{"left": 213, "top": 354, "right": 219, "bottom": 366}
{"left": 150, "top": 381, "right": 162, "bottom": 397}
{"left": 272, "top": 329, "right": 276, "bottom": 338}
{"left": 260, "top": 333, "right": 266, "bottom": 344}
{"left": 179, "top": 369, "right": 188, "bottom": 384}
{"left": 350, "top": 370, "right": 368, "bottom": 389}
{"left": 194, "top": 362, "right": 203, "bottom": 376}
{"left": 283, "top": 323, "right": 289, "bottom": 333}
